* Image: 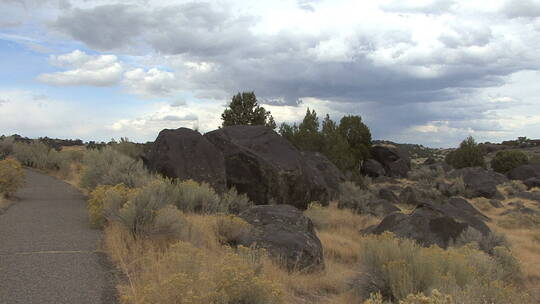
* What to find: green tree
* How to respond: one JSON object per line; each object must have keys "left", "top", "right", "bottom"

{"left": 279, "top": 122, "right": 298, "bottom": 144}
{"left": 338, "top": 115, "right": 372, "bottom": 168}
{"left": 296, "top": 108, "right": 322, "bottom": 151}
{"left": 321, "top": 114, "right": 355, "bottom": 171}
{"left": 445, "top": 136, "right": 486, "bottom": 169}
{"left": 221, "top": 92, "right": 276, "bottom": 129}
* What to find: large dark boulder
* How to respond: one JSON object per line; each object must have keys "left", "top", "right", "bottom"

{"left": 445, "top": 197, "right": 490, "bottom": 222}
{"left": 238, "top": 205, "right": 324, "bottom": 272}
{"left": 361, "top": 159, "right": 386, "bottom": 177}
{"left": 204, "top": 125, "right": 338, "bottom": 209}
{"left": 145, "top": 128, "right": 227, "bottom": 191}
{"left": 449, "top": 167, "right": 508, "bottom": 185}
{"left": 370, "top": 146, "right": 411, "bottom": 178}
{"left": 302, "top": 151, "right": 345, "bottom": 201}
{"left": 449, "top": 167, "right": 506, "bottom": 199}
{"left": 463, "top": 170, "right": 503, "bottom": 199}
{"left": 372, "top": 202, "right": 491, "bottom": 248}
{"left": 507, "top": 164, "right": 540, "bottom": 181}
{"left": 524, "top": 177, "right": 540, "bottom": 190}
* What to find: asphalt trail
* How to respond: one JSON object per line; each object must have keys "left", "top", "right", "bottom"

{"left": 0, "top": 170, "right": 116, "bottom": 304}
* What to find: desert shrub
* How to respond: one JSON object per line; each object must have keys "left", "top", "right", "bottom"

{"left": 114, "top": 179, "right": 176, "bottom": 237}
{"left": 0, "top": 158, "right": 25, "bottom": 197}
{"left": 445, "top": 136, "right": 485, "bottom": 169}
{"left": 214, "top": 215, "right": 251, "bottom": 245}
{"left": 151, "top": 205, "right": 191, "bottom": 241}
{"left": 63, "top": 149, "right": 85, "bottom": 163}
{"left": 447, "top": 177, "right": 467, "bottom": 197}
{"left": 110, "top": 137, "right": 144, "bottom": 160}
{"left": 88, "top": 184, "right": 133, "bottom": 228}
{"left": 364, "top": 289, "right": 453, "bottom": 304}
{"left": 491, "top": 150, "right": 528, "bottom": 173}
{"left": 454, "top": 227, "right": 508, "bottom": 254}
{"left": 356, "top": 232, "right": 528, "bottom": 303}
{"left": 337, "top": 181, "right": 376, "bottom": 213}
{"left": 219, "top": 187, "right": 253, "bottom": 214}
{"left": 120, "top": 241, "right": 283, "bottom": 304}
{"left": 409, "top": 166, "right": 445, "bottom": 183}
{"left": 175, "top": 179, "right": 222, "bottom": 213}
{"left": 500, "top": 180, "right": 527, "bottom": 196}
{"left": 0, "top": 136, "right": 15, "bottom": 159}
{"left": 13, "top": 141, "right": 71, "bottom": 174}
{"left": 80, "top": 147, "right": 151, "bottom": 190}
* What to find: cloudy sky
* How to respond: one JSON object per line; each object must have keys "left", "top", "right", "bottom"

{"left": 1, "top": 0, "right": 539, "bottom": 147}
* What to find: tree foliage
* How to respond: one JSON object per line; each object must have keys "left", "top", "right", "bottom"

{"left": 221, "top": 92, "right": 276, "bottom": 129}
{"left": 491, "top": 150, "right": 528, "bottom": 173}
{"left": 279, "top": 109, "right": 371, "bottom": 174}
{"left": 445, "top": 136, "right": 486, "bottom": 169}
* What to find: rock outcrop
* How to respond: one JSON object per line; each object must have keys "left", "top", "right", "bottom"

{"left": 361, "top": 159, "right": 386, "bottom": 177}
{"left": 302, "top": 151, "right": 345, "bottom": 202}
{"left": 370, "top": 146, "right": 411, "bottom": 178}
{"left": 371, "top": 202, "right": 491, "bottom": 248}
{"left": 205, "top": 125, "right": 340, "bottom": 209}
{"left": 449, "top": 167, "right": 506, "bottom": 199}
{"left": 507, "top": 164, "right": 540, "bottom": 181}
{"left": 238, "top": 205, "right": 324, "bottom": 272}
{"left": 145, "top": 128, "right": 227, "bottom": 191}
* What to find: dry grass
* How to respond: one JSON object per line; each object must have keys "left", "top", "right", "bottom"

{"left": 469, "top": 196, "right": 540, "bottom": 301}
{"left": 102, "top": 202, "right": 381, "bottom": 304}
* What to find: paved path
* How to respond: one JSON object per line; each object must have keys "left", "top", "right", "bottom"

{"left": 0, "top": 170, "right": 117, "bottom": 304}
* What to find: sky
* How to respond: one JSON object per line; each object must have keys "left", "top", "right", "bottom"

{"left": 0, "top": 0, "right": 540, "bottom": 147}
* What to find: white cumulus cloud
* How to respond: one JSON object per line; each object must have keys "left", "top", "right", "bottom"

{"left": 37, "top": 50, "right": 123, "bottom": 86}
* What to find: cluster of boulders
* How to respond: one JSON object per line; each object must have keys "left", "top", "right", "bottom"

{"left": 144, "top": 125, "right": 539, "bottom": 271}
{"left": 507, "top": 164, "right": 540, "bottom": 189}
{"left": 361, "top": 145, "right": 411, "bottom": 178}
{"left": 145, "top": 126, "right": 340, "bottom": 272}
{"left": 145, "top": 126, "right": 344, "bottom": 210}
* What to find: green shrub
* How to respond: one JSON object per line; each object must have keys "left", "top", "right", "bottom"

{"left": 0, "top": 158, "right": 25, "bottom": 197}
{"left": 491, "top": 150, "right": 528, "bottom": 173}
{"left": 356, "top": 232, "right": 529, "bottom": 303}
{"left": 445, "top": 136, "right": 485, "bottom": 169}
{"left": 80, "top": 147, "right": 151, "bottom": 190}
